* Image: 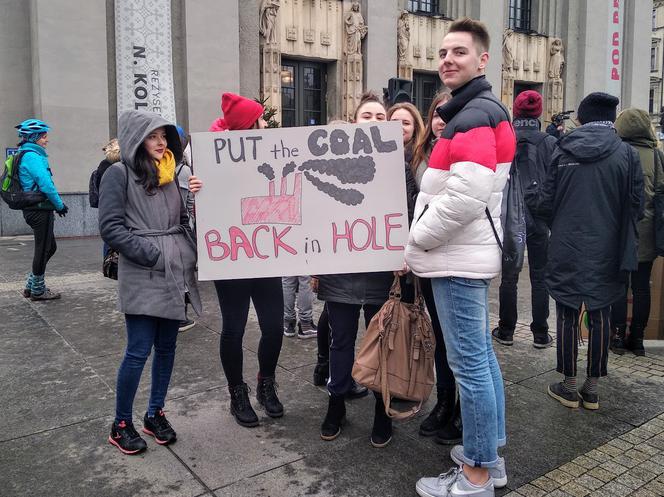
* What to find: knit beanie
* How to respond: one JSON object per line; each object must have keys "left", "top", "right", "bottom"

{"left": 513, "top": 90, "right": 542, "bottom": 118}
{"left": 209, "top": 93, "right": 264, "bottom": 132}
{"left": 577, "top": 92, "right": 619, "bottom": 124}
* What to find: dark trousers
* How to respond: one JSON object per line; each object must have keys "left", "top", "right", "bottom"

{"left": 556, "top": 302, "right": 610, "bottom": 378}
{"left": 115, "top": 314, "right": 179, "bottom": 423}
{"left": 317, "top": 303, "right": 330, "bottom": 361}
{"left": 498, "top": 222, "right": 549, "bottom": 334}
{"left": 23, "top": 210, "right": 57, "bottom": 275}
{"left": 214, "top": 277, "right": 284, "bottom": 387}
{"left": 326, "top": 301, "right": 382, "bottom": 396}
{"left": 611, "top": 261, "right": 654, "bottom": 337}
{"left": 420, "top": 277, "right": 456, "bottom": 394}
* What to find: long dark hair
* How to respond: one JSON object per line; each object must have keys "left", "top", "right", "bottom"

{"left": 133, "top": 145, "right": 160, "bottom": 195}
{"left": 411, "top": 91, "right": 452, "bottom": 171}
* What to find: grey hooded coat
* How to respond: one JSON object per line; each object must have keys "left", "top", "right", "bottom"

{"left": 98, "top": 110, "right": 201, "bottom": 321}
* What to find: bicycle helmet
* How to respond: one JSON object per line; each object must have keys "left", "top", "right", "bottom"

{"left": 15, "top": 119, "right": 50, "bottom": 138}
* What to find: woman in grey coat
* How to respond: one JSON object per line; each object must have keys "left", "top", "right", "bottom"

{"left": 99, "top": 110, "right": 201, "bottom": 455}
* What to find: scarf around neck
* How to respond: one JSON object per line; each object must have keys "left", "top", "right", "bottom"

{"left": 155, "top": 148, "right": 175, "bottom": 186}
{"left": 436, "top": 75, "right": 493, "bottom": 124}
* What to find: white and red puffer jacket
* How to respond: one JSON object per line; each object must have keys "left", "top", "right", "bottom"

{"left": 405, "top": 76, "right": 516, "bottom": 279}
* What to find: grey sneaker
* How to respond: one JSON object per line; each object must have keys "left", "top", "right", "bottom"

{"left": 450, "top": 445, "right": 507, "bottom": 488}
{"left": 30, "top": 289, "right": 61, "bottom": 301}
{"left": 416, "top": 468, "right": 494, "bottom": 497}
{"left": 297, "top": 320, "right": 318, "bottom": 339}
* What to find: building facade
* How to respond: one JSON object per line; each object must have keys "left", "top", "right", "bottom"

{"left": 0, "top": 0, "right": 652, "bottom": 236}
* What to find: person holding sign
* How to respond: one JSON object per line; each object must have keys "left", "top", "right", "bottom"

{"left": 190, "top": 93, "right": 285, "bottom": 429}
{"left": 407, "top": 18, "right": 515, "bottom": 497}
{"left": 99, "top": 110, "right": 201, "bottom": 455}
{"left": 318, "top": 91, "right": 395, "bottom": 448}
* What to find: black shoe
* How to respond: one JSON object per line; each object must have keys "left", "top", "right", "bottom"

{"left": 435, "top": 401, "right": 462, "bottom": 445}
{"left": 22, "top": 288, "right": 31, "bottom": 298}
{"left": 419, "top": 390, "right": 455, "bottom": 437}
{"left": 143, "top": 410, "right": 177, "bottom": 445}
{"left": 320, "top": 395, "right": 346, "bottom": 441}
{"left": 491, "top": 327, "right": 514, "bottom": 346}
{"left": 626, "top": 329, "right": 646, "bottom": 357}
{"left": 256, "top": 376, "right": 284, "bottom": 418}
{"left": 547, "top": 382, "right": 579, "bottom": 408}
{"left": 313, "top": 359, "right": 329, "bottom": 386}
{"left": 371, "top": 395, "right": 393, "bottom": 448}
{"left": 297, "top": 320, "right": 318, "bottom": 339}
{"left": 346, "top": 380, "right": 368, "bottom": 400}
{"left": 178, "top": 318, "right": 196, "bottom": 332}
{"left": 283, "top": 319, "right": 296, "bottom": 337}
{"left": 108, "top": 420, "right": 147, "bottom": 455}
{"left": 610, "top": 325, "right": 627, "bottom": 355}
{"left": 578, "top": 390, "right": 599, "bottom": 410}
{"left": 229, "top": 383, "right": 259, "bottom": 427}
{"left": 533, "top": 333, "right": 554, "bottom": 349}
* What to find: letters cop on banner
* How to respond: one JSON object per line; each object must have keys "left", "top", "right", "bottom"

{"left": 115, "top": 0, "right": 177, "bottom": 123}
{"left": 191, "top": 122, "right": 409, "bottom": 280}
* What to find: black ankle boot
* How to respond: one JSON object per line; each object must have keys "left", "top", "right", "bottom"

{"left": 229, "top": 383, "right": 259, "bottom": 427}
{"left": 435, "top": 399, "right": 462, "bottom": 445}
{"left": 320, "top": 395, "right": 346, "bottom": 441}
{"left": 346, "top": 380, "right": 368, "bottom": 400}
{"left": 627, "top": 327, "right": 646, "bottom": 357}
{"left": 371, "top": 395, "right": 393, "bottom": 448}
{"left": 313, "top": 355, "right": 329, "bottom": 386}
{"left": 419, "top": 390, "right": 455, "bottom": 437}
{"left": 610, "top": 325, "right": 627, "bottom": 355}
{"left": 256, "top": 376, "right": 284, "bottom": 418}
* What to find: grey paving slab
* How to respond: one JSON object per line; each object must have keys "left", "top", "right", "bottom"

{"left": 493, "top": 337, "right": 558, "bottom": 384}
{"left": 0, "top": 416, "right": 206, "bottom": 497}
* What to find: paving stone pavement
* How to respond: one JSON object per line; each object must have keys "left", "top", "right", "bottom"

{"left": 2, "top": 236, "right": 664, "bottom": 497}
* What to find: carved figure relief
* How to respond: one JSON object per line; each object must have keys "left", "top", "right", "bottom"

{"left": 502, "top": 29, "right": 514, "bottom": 73}
{"left": 259, "top": 0, "right": 280, "bottom": 45}
{"left": 397, "top": 11, "right": 410, "bottom": 62}
{"left": 548, "top": 38, "right": 565, "bottom": 79}
{"left": 344, "top": 1, "right": 367, "bottom": 55}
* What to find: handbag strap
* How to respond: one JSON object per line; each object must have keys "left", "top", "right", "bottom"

{"left": 486, "top": 207, "right": 504, "bottom": 252}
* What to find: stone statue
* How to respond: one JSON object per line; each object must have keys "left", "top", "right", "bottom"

{"left": 502, "top": 29, "right": 514, "bottom": 73}
{"left": 548, "top": 38, "right": 565, "bottom": 79}
{"left": 397, "top": 11, "right": 410, "bottom": 62}
{"left": 259, "top": 0, "right": 280, "bottom": 45}
{"left": 344, "top": 1, "right": 367, "bottom": 56}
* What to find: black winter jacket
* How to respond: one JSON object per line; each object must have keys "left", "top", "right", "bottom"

{"left": 531, "top": 123, "right": 644, "bottom": 310}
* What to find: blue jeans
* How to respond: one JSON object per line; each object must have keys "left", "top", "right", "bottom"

{"left": 432, "top": 277, "right": 506, "bottom": 468}
{"left": 115, "top": 314, "right": 180, "bottom": 423}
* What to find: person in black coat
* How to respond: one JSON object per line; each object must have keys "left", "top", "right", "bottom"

{"left": 492, "top": 91, "right": 557, "bottom": 349}
{"left": 531, "top": 92, "right": 644, "bottom": 411}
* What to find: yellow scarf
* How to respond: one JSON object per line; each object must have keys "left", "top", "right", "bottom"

{"left": 155, "top": 149, "right": 176, "bottom": 186}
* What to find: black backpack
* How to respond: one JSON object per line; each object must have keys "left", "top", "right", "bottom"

{"left": 0, "top": 151, "right": 47, "bottom": 210}
{"left": 88, "top": 169, "right": 100, "bottom": 208}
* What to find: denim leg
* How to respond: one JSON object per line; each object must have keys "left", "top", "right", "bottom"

{"left": 148, "top": 318, "right": 180, "bottom": 416}
{"left": 282, "top": 276, "right": 298, "bottom": 322}
{"left": 485, "top": 290, "right": 506, "bottom": 447}
{"left": 251, "top": 277, "right": 284, "bottom": 379}
{"left": 115, "top": 314, "right": 157, "bottom": 423}
{"left": 295, "top": 276, "right": 314, "bottom": 322}
{"left": 327, "top": 302, "right": 361, "bottom": 396}
{"left": 432, "top": 277, "right": 499, "bottom": 468}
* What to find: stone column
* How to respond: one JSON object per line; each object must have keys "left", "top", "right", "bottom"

{"left": 363, "top": 0, "right": 398, "bottom": 96}
{"left": 343, "top": 53, "right": 364, "bottom": 120}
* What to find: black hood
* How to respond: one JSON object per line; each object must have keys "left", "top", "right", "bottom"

{"left": 556, "top": 125, "right": 622, "bottom": 162}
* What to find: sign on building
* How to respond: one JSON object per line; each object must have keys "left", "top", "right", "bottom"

{"left": 191, "top": 122, "right": 409, "bottom": 280}
{"left": 115, "top": 0, "right": 177, "bottom": 123}
{"left": 607, "top": 0, "right": 624, "bottom": 99}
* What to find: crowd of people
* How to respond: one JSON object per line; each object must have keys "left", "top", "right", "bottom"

{"left": 8, "top": 15, "right": 663, "bottom": 497}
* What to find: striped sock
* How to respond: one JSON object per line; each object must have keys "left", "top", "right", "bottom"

{"left": 562, "top": 376, "right": 577, "bottom": 393}
{"left": 581, "top": 377, "right": 598, "bottom": 395}
{"left": 25, "top": 272, "right": 34, "bottom": 291}
{"left": 31, "top": 274, "right": 45, "bottom": 296}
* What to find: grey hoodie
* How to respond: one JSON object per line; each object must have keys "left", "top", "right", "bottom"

{"left": 98, "top": 110, "right": 201, "bottom": 321}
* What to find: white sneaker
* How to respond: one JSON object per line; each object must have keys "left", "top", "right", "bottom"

{"left": 416, "top": 468, "right": 494, "bottom": 497}
{"left": 449, "top": 445, "right": 507, "bottom": 488}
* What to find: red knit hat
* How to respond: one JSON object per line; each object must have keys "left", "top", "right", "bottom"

{"left": 513, "top": 90, "right": 543, "bottom": 118}
{"left": 209, "top": 93, "right": 264, "bottom": 131}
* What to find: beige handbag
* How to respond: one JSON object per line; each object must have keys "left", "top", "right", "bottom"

{"left": 352, "top": 275, "right": 436, "bottom": 419}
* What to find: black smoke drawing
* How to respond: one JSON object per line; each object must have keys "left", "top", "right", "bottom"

{"left": 257, "top": 162, "right": 275, "bottom": 181}
{"left": 298, "top": 156, "right": 375, "bottom": 184}
{"left": 303, "top": 171, "right": 365, "bottom": 206}
{"left": 282, "top": 161, "right": 297, "bottom": 178}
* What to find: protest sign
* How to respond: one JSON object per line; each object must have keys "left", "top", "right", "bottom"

{"left": 190, "top": 121, "right": 409, "bottom": 280}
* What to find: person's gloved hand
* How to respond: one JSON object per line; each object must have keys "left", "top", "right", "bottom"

{"left": 56, "top": 204, "right": 69, "bottom": 217}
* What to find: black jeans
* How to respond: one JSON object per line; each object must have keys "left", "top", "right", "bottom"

{"left": 326, "top": 301, "right": 382, "bottom": 396}
{"left": 317, "top": 303, "right": 330, "bottom": 362}
{"left": 214, "top": 277, "right": 284, "bottom": 387}
{"left": 498, "top": 220, "right": 549, "bottom": 335}
{"left": 23, "top": 210, "right": 57, "bottom": 275}
{"left": 611, "top": 261, "right": 654, "bottom": 337}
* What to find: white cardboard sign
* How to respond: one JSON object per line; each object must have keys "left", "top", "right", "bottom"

{"left": 191, "top": 122, "right": 409, "bottom": 280}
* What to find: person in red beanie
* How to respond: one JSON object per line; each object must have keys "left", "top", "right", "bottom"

{"left": 191, "top": 94, "right": 284, "bottom": 428}
{"left": 491, "top": 90, "right": 557, "bottom": 349}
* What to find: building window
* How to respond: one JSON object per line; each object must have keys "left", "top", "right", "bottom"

{"left": 509, "top": 0, "right": 532, "bottom": 32}
{"left": 653, "top": 9, "right": 657, "bottom": 30}
{"left": 652, "top": 45, "right": 658, "bottom": 72}
{"left": 650, "top": 87, "right": 656, "bottom": 114}
{"left": 413, "top": 71, "right": 443, "bottom": 117}
{"left": 280, "top": 59, "right": 327, "bottom": 128}
{"left": 408, "top": 0, "right": 440, "bottom": 15}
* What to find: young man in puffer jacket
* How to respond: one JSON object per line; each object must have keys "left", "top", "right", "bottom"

{"left": 408, "top": 17, "right": 516, "bottom": 497}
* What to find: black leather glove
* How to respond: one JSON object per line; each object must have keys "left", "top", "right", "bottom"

{"left": 56, "top": 204, "right": 69, "bottom": 217}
